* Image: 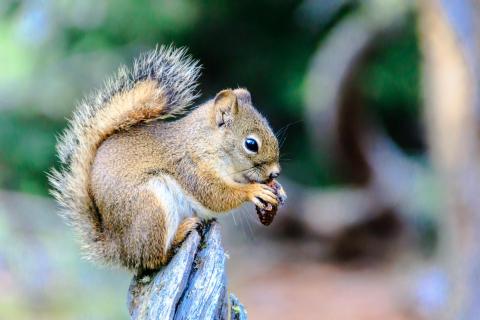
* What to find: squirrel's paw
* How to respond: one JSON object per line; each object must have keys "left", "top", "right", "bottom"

{"left": 246, "top": 183, "right": 278, "bottom": 208}
{"left": 172, "top": 216, "right": 201, "bottom": 248}
{"left": 271, "top": 180, "right": 287, "bottom": 206}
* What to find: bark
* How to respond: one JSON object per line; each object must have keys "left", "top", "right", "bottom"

{"left": 127, "top": 222, "right": 247, "bottom": 320}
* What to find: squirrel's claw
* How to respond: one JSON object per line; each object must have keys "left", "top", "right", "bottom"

{"left": 247, "top": 184, "right": 278, "bottom": 207}
{"left": 251, "top": 197, "right": 267, "bottom": 209}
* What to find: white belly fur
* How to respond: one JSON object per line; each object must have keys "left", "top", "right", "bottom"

{"left": 147, "top": 175, "right": 218, "bottom": 250}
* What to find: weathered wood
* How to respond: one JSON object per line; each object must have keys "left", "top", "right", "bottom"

{"left": 229, "top": 294, "right": 248, "bottom": 320}
{"left": 127, "top": 230, "right": 201, "bottom": 319}
{"left": 174, "top": 223, "right": 228, "bottom": 320}
{"left": 127, "top": 221, "right": 247, "bottom": 320}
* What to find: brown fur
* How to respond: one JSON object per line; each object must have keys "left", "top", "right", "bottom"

{"left": 50, "top": 47, "right": 282, "bottom": 271}
{"left": 49, "top": 47, "right": 201, "bottom": 269}
{"left": 90, "top": 87, "right": 281, "bottom": 270}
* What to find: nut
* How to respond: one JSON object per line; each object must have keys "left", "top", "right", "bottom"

{"left": 255, "top": 179, "right": 286, "bottom": 226}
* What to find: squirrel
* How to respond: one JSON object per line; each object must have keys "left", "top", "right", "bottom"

{"left": 49, "top": 46, "right": 286, "bottom": 271}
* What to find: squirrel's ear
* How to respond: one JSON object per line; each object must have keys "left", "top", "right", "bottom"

{"left": 233, "top": 88, "right": 252, "bottom": 105}
{"left": 213, "top": 89, "right": 238, "bottom": 127}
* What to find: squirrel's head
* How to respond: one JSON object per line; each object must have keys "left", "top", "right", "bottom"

{"left": 210, "top": 88, "right": 280, "bottom": 184}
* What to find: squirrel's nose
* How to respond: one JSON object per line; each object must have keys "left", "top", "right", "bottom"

{"left": 269, "top": 171, "right": 280, "bottom": 179}
{"left": 268, "top": 164, "right": 281, "bottom": 180}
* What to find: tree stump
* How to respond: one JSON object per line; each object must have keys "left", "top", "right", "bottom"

{"left": 127, "top": 222, "right": 247, "bottom": 320}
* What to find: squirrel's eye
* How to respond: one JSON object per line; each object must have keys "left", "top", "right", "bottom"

{"left": 244, "top": 138, "right": 259, "bottom": 153}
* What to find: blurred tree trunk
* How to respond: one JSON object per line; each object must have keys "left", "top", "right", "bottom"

{"left": 297, "top": 0, "right": 422, "bottom": 261}
{"left": 419, "top": 0, "right": 480, "bottom": 318}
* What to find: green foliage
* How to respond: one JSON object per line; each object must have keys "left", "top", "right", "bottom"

{"left": 360, "top": 15, "right": 423, "bottom": 155}
{"left": 0, "top": 1, "right": 421, "bottom": 192}
{"left": 0, "top": 111, "right": 63, "bottom": 195}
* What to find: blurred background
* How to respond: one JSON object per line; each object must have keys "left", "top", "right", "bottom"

{"left": 1, "top": 0, "right": 479, "bottom": 319}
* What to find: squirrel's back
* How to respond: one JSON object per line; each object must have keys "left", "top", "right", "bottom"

{"left": 49, "top": 46, "right": 201, "bottom": 264}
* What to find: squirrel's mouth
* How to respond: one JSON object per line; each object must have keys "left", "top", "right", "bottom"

{"left": 242, "top": 173, "right": 267, "bottom": 184}
{"left": 233, "top": 166, "right": 268, "bottom": 184}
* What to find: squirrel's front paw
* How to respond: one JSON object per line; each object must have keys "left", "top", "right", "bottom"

{"left": 270, "top": 180, "right": 287, "bottom": 206}
{"left": 246, "top": 183, "right": 278, "bottom": 208}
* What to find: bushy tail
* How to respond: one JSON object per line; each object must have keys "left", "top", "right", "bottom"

{"left": 49, "top": 46, "right": 201, "bottom": 263}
